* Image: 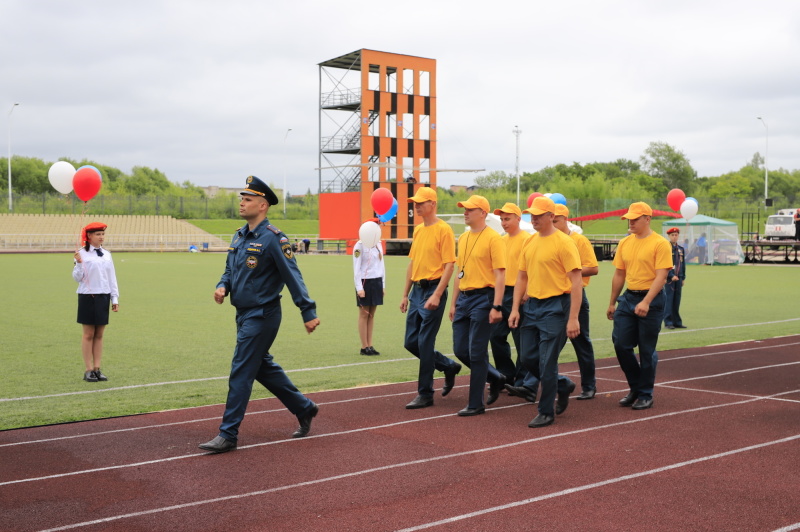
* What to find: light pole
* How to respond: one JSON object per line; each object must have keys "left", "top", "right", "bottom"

{"left": 756, "top": 117, "right": 768, "bottom": 212}
{"left": 513, "top": 125, "right": 522, "bottom": 206}
{"left": 7, "top": 103, "right": 19, "bottom": 212}
{"left": 283, "top": 128, "right": 292, "bottom": 218}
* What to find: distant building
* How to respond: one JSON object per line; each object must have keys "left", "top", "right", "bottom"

{"left": 449, "top": 184, "right": 479, "bottom": 194}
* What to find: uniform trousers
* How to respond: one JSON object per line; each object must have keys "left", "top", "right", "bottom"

{"left": 404, "top": 283, "right": 459, "bottom": 398}
{"left": 569, "top": 289, "right": 596, "bottom": 392}
{"left": 612, "top": 290, "right": 664, "bottom": 400}
{"left": 452, "top": 290, "right": 505, "bottom": 409}
{"left": 219, "top": 304, "right": 314, "bottom": 442}
{"left": 489, "top": 286, "right": 521, "bottom": 381}
{"left": 518, "top": 294, "right": 575, "bottom": 416}
{"left": 663, "top": 281, "right": 683, "bottom": 328}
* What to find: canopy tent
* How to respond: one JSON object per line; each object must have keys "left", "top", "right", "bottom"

{"left": 662, "top": 214, "right": 744, "bottom": 265}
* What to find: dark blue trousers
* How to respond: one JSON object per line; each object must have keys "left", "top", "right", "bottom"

{"left": 489, "top": 286, "right": 522, "bottom": 381}
{"left": 663, "top": 281, "right": 684, "bottom": 328}
{"left": 518, "top": 294, "right": 575, "bottom": 416}
{"left": 612, "top": 290, "right": 665, "bottom": 400}
{"left": 453, "top": 291, "right": 504, "bottom": 409}
{"left": 404, "top": 284, "right": 459, "bottom": 398}
{"left": 569, "top": 289, "right": 596, "bottom": 392}
{"left": 219, "top": 305, "right": 314, "bottom": 442}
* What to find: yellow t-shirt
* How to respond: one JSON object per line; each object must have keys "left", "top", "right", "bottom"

{"left": 570, "top": 231, "right": 599, "bottom": 288}
{"left": 456, "top": 226, "right": 506, "bottom": 291}
{"left": 502, "top": 231, "right": 531, "bottom": 287}
{"left": 408, "top": 219, "right": 456, "bottom": 282}
{"left": 613, "top": 232, "right": 673, "bottom": 290}
{"left": 518, "top": 230, "right": 581, "bottom": 299}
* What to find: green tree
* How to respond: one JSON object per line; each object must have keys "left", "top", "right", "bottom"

{"left": 639, "top": 141, "right": 696, "bottom": 193}
{"left": 707, "top": 173, "right": 754, "bottom": 202}
{"left": 474, "top": 170, "right": 510, "bottom": 190}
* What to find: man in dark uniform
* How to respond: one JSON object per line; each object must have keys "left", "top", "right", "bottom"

{"left": 199, "top": 176, "right": 320, "bottom": 454}
{"left": 663, "top": 227, "right": 687, "bottom": 330}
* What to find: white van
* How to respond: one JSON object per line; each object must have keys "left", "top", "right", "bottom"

{"left": 764, "top": 212, "right": 797, "bottom": 240}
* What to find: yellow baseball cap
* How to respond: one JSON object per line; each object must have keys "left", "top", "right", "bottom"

{"left": 493, "top": 202, "right": 522, "bottom": 217}
{"left": 524, "top": 196, "right": 556, "bottom": 215}
{"left": 621, "top": 201, "right": 653, "bottom": 220}
{"left": 407, "top": 186, "right": 438, "bottom": 203}
{"left": 457, "top": 195, "right": 490, "bottom": 213}
{"left": 554, "top": 204, "right": 569, "bottom": 217}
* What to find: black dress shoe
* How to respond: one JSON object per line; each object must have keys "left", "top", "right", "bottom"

{"left": 619, "top": 392, "right": 639, "bottom": 407}
{"left": 457, "top": 406, "right": 485, "bottom": 416}
{"left": 83, "top": 370, "right": 98, "bottom": 382}
{"left": 528, "top": 413, "right": 554, "bottom": 428}
{"left": 486, "top": 376, "right": 505, "bottom": 405}
{"left": 292, "top": 403, "right": 319, "bottom": 438}
{"left": 665, "top": 325, "right": 675, "bottom": 329}
{"left": 199, "top": 435, "right": 237, "bottom": 454}
{"left": 406, "top": 395, "right": 434, "bottom": 409}
{"left": 442, "top": 363, "right": 462, "bottom": 396}
{"left": 675, "top": 325, "right": 687, "bottom": 329}
{"left": 368, "top": 346, "right": 380, "bottom": 355}
{"left": 94, "top": 369, "right": 108, "bottom": 381}
{"left": 555, "top": 381, "right": 576, "bottom": 415}
{"left": 576, "top": 388, "right": 596, "bottom": 400}
{"left": 632, "top": 397, "right": 654, "bottom": 410}
{"left": 504, "top": 384, "right": 536, "bottom": 402}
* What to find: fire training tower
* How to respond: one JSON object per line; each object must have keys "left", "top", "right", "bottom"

{"left": 318, "top": 49, "right": 437, "bottom": 243}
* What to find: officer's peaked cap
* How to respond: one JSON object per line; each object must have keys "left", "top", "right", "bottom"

{"left": 241, "top": 175, "right": 279, "bottom": 205}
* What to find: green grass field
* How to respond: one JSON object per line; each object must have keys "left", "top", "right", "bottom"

{"left": 2, "top": 252, "right": 798, "bottom": 430}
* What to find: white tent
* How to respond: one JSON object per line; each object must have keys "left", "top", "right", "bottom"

{"left": 662, "top": 215, "right": 744, "bottom": 265}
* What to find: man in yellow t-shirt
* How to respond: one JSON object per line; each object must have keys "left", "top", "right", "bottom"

{"left": 488, "top": 203, "right": 537, "bottom": 401}
{"left": 607, "top": 201, "right": 672, "bottom": 411}
{"left": 553, "top": 204, "right": 599, "bottom": 400}
{"left": 448, "top": 195, "right": 506, "bottom": 416}
{"left": 400, "top": 186, "right": 462, "bottom": 410}
{"left": 509, "top": 196, "right": 582, "bottom": 428}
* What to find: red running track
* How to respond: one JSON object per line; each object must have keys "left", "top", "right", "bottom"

{"left": 1, "top": 336, "right": 799, "bottom": 531}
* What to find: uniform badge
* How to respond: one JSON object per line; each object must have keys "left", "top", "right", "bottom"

{"left": 281, "top": 243, "right": 294, "bottom": 259}
{"left": 246, "top": 176, "right": 253, "bottom": 185}
{"left": 354, "top": 249, "right": 361, "bottom": 258}
{"left": 246, "top": 256, "right": 258, "bottom": 269}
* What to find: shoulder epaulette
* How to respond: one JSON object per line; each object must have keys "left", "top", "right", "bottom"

{"left": 266, "top": 224, "right": 282, "bottom": 235}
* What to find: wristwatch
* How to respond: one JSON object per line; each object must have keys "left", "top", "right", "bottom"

{"left": 492, "top": 304, "right": 503, "bottom": 312}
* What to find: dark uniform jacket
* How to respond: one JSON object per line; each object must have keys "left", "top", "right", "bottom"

{"left": 217, "top": 219, "right": 317, "bottom": 322}
{"left": 668, "top": 243, "right": 686, "bottom": 282}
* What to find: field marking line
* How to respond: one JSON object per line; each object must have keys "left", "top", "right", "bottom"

{"left": 773, "top": 523, "right": 800, "bottom": 532}
{"left": 4, "top": 387, "right": 798, "bottom": 489}
{"left": 395, "top": 434, "right": 800, "bottom": 532}
{"left": 32, "top": 395, "right": 800, "bottom": 532}
{"left": 4, "top": 356, "right": 798, "bottom": 448}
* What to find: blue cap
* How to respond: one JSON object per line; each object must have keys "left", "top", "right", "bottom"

{"left": 241, "top": 175, "right": 279, "bottom": 205}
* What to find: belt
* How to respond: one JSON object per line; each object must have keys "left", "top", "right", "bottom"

{"left": 460, "top": 287, "right": 493, "bottom": 297}
{"left": 626, "top": 290, "right": 649, "bottom": 296}
{"left": 413, "top": 278, "right": 440, "bottom": 290}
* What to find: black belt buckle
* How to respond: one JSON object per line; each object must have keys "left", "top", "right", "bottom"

{"left": 418, "top": 278, "right": 440, "bottom": 290}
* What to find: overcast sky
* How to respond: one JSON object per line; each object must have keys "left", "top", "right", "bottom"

{"left": 2, "top": 0, "right": 799, "bottom": 195}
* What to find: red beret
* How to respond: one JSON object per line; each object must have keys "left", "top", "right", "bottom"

{"left": 666, "top": 227, "right": 680, "bottom": 234}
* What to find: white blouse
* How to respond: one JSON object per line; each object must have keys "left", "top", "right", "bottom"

{"left": 72, "top": 246, "right": 120, "bottom": 304}
{"left": 353, "top": 241, "right": 386, "bottom": 292}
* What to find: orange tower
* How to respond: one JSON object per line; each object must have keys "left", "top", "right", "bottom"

{"left": 318, "top": 49, "right": 437, "bottom": 246}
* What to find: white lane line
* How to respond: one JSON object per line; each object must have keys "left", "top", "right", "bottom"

{"left": 395, "top": 434, "right": 800, "bottom": 532}
{"left": 5, "top": 387, "right": 797, "bottom": 489}
{"left": 32, "top": 392, "right": 800, "bottom": 532}
{"left": 658, "top": 361, "right": 800, "bottom": 385}
{"left": 773, "top": 523, "right": 800, "bottom": 532}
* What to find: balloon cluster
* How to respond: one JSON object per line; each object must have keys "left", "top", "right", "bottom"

{"left": 667, "top": 188, "right": 698, "bottom": 220}
{"left": 47, "top": 162, "right": 103, "bottom": 202}
{"left": 527, "top": 192, "right": 568, "bottom": 207}
{"left": 371, "top": 188, "right": 398, "bottom": 223}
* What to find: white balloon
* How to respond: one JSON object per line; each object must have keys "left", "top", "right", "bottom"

{"left": 543, "top": 193, "right": 553, "bottom": 198}
{"left": 358, "top": 221, "right": 382, "bottom": 248}
{"left": 48, "top": 161, "right": 76, "bottom": 194}
{"left": 680, "top": 199, "right": 699, "bottom": 220}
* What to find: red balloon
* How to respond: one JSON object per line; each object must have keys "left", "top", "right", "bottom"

{"left": 666, "top": 188, "right": 686, "bottom": 212}
{"left": 371, "top": 187, "right": 394, "bottom": 215}
{"left": 527, "top": 192, "right": 543, "bottom": 207}
{"left": 73, "top": 167, "right": 102, "bottom": 202}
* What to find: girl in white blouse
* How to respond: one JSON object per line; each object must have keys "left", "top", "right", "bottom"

{"left": 353, "top": 239, "right": 386, "bottom": 356}
{"left": 73, "top": 222, "right": 119, "bottom": 382}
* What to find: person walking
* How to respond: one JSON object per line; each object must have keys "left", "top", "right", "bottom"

{"left": 607, "top": 202, "right": 672, "bottom": 411}
{"left": 663, "top": 227, "right": 687, "bottom": 330}
{"left": 400, "top": 186, "right": 462, "bottom": 409}
{"left": 199, "top": 176, "right": 320, "bottom": 454}
{"left": 73, "top": 222, "right": 119, "bottom": 383}
{"left": 449, "top": 195, "right": 507, "bottom": 416}
{"left": 353, "top": 237, "right": 385, "bottom": 355}
{"left": 509, "top": 196, "right": 582, "bottom": 428}
{"left": 553, "top": 204, "right": 599, "bottom": 399}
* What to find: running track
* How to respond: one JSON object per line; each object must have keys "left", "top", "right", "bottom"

{"left": 2, "top": 336, "right": 799, "bottom": 531}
